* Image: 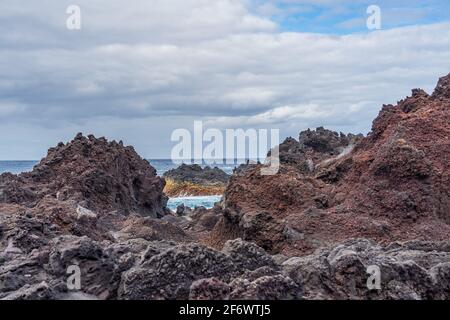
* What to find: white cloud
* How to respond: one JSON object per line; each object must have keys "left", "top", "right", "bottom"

{"left": 206, "top": 103, "right": 332, "bottom": 127}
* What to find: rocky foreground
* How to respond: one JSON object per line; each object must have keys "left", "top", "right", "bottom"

{"left": 0, "top": 74, "right": 449, "bottom": 300}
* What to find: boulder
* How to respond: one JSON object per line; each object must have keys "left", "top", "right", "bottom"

{"left": 118, "top": 243, "right": 239, "bottom": 300}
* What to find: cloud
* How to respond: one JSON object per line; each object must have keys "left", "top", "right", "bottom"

{"left": 0, "top": 100, "right": 26, "bottom": 117}
{"left": 0, "top": 1, "right": 450, "bottom": 159}
{"left": 206, "top": 104, "right": 333, "bottom": 128}
{"left": 0, "top": 0, "right": 277, "bottom": 48}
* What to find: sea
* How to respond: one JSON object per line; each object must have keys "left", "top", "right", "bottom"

{"left": 0, "top": 159, "right": 239, "bottom": 211}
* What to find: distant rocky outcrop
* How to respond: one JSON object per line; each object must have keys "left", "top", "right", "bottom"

{"left": 270, "top": 128, "right": 363, "bottom": 175}
{"left": 163, "top": 164, "right": 229, "bottom": 197}
{"left": 164, "top": 164, "right": 229, "bottom": 185}
{"left": 212, "top": 73, "right": 450, "bottom": 257}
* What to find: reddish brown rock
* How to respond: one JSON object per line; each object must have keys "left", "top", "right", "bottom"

{"left": 0, "top": 134, "right": 182, "bottom": 253}
{"left": 1, "top": 133, "right": 168, "bottom": 217}
{"left": 212, "top": 73, "right": 450, "bottom": 256}
{"left": 433, "top": 74, "right": 450, "bottom": 99}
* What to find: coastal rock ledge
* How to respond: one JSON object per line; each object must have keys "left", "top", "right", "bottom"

{"left": 163, "top": 164, "right": 229, "bottom": 197}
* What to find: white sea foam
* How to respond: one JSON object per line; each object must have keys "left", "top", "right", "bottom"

{"left": 167, "top": 195, "right": 222, "bottom": 211}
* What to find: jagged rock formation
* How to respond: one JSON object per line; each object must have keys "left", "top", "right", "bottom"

{"left": 433, "top": 74, "right": 450, "bottom": 99}
{"left": 164, "top": 164, "right": 229, "bottom": 185}
{"left": 1, "top": 73, "right": 450, "bottom": 300}
{"left": 272, "top": 128, "right": 363, "bottom": 174}
{"left": 0, "top": 133, "right": 168, "bottom": 218}
{"left": 212, "top": 73, "right": 450, "bottom": 257}
{"left": 0, "top": 134, "right": 188, "bottom": 254}
{"left": 163, "top": 164, "right": 229, "bottom": 197}
{"left": 282, "top": 238, "right": 450, "bottom": 300}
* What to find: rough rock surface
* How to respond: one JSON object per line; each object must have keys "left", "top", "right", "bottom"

{"left": 212, "top": 73, "right": 450, "bottom": 256}
{"left": 116, "top": 236, "right": 287, "bottom": 300}
{"left": 0, "top": 133, "right": 168, "bottom": 218}
{"left": 282, "top": 239, "right": 450, "bottom": 300}
{"left": 164, "top": 164, "right": 229, "bottom": 185}
{"left": 0, "top": 135, "right": 194, "bottom": 279}
{"left": 2, "top": 233, "right": 449, "bottom": 300}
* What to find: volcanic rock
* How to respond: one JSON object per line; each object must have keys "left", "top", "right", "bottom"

{"left": 212, "top": 73, "right": 450, "bottom": 256}
{"left": 269, "top": 128, "right": 363, "bottom": 175}
{"left": 282, "top": 238, "right": 450, "bottom": 300}
{"left": 1, "top": 133, "right": 167, "bottom": 217}
{"left": 189, "top": 278, "right": 231, "bottom": 300}
{"left": 163, "top": 164, "right": 229, "bottom": 197}
{"left": 164, "top": 164, "right": 229, "bottom": 185}
{"left": 0, "top": 134, "right": 178, "bottom": 253}
{"left": 118, "top": 239, "right": 300, "bottom": 300}
{"left": 1, "top": 231, "right": 450, "bottom": 300}
{"left": 433, "top": 73, "right": 450, "bottom": 99}
{"left": 118, "top": 243, "right": 240, "bottom": 300}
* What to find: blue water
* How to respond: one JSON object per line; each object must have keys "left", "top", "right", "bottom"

{"left": 0, "top": 159, "right": 233, "bottom": 210}
{"left": 0, "top": 161, "right": 38, "bottom": 175}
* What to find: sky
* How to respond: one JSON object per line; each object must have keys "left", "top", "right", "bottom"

{"left": 0, "top": 0, "right": 450, "bottom": 160}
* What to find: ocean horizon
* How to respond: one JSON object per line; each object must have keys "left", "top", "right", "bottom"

{"left": 0, "top": 159, "right": 242, "bottom": 176}
{"left": 0, "top": 159, "right": 233, "bottom": 210}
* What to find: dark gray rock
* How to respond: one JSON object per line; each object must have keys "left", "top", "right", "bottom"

{"left": 267, "top": 128, "right": 363, "bottom": 175}
{"left": 118, "top": 243, "right": 239, "bottom": 300}
{"left": 222, "top": 238, "right": 279, "bottom": 271}
{"left": 282, "top": 239, "right": 450, "bottom": 300}
{"left": 229, "top": 274, "right": 302, "bottom": 300}
{"left": 164, "top": 164, "right": 229, "bottom": 185}
{"left": 189, "top": 278, "right": 231, "bottom": 300}
{"left": 47, "top": 235, "right": 118, "bottom": 299}
{"left": 1, "top": 282, "right": 54, "bottom": 300}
